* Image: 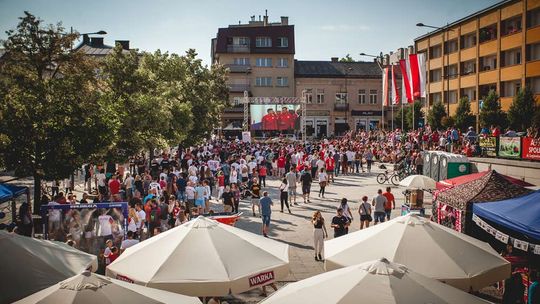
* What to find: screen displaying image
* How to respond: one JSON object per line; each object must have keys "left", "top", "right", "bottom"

{"left": 250, "top": 104, "right": 301, "bottom": 131}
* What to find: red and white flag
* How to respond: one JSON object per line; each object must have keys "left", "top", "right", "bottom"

{"left": 391, "top": 65, "right": 400, "bottom": 105}
{"left": 382, "top": 67, "right": 389, "bottom": 106}
{"left": 417, "top": 52, "right": 427, "bottom": 98}
{"left": 408, "top": 53, "right": 427, "bottom": 100}
{"left": 399, "top": 59, "right": 413, "bottom": 103}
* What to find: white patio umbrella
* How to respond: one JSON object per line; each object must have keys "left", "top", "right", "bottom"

{"left": 15, "top": 271, "right": 201, "bottom": 304}
{"left": 261, "top": 258, "right": 491, "bottom": 304}
{"left": 106, "top": 216, "right": 289, "bottom": 297}
{"left": 399, "top": 174, "right": 437, "bottom": 189}
{"left": 325, "top": 214, "right": 510, "bottom": 291}
{"left": 0, "top": 230, "right": 98, "bottom": 303}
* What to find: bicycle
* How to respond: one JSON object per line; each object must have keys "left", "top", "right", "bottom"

{"left": 376, "top": 170, "right": 400, "bottom": 186}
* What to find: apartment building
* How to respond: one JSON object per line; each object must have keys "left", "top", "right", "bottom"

{"left": 295, "top": 58, "right": 383, "bottom": 137}
{"left": 75, "top": 35, "right": 132, "bottom": 57}
{"left": 211, "top": 14, "right": 295, "bottom": 129}
{"left": 415, "top": 0, "right": 540, "bottom": 119}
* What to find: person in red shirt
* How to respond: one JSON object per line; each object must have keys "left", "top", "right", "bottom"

{"left": 262, "top": 108, "right": 278, "bottom": 131}
{"left": 277, "top": 155, "right": 286, "bottom": 177}
{"left": 325, "top": 155, "right": 335, "bottom": 183}
{"left": 382, "top": 187, "right": 395, "bottom": 221}
{"left": 259, "top": 165, "right": 267, "bottom": 187}
{"left": 108, "top": 175, "right": 121, "bottom": 201}
{"left": 278, "top": 107, "right": 295, "bottom": 131}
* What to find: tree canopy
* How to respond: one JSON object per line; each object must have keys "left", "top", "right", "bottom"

{"left": 507, "top": 87, "right": 536, "bottom": 131}
{"left": 479, "top": 90, "right": 507, "bottom": 129}
{"left": 427, "top": 100, "right": 446, "bottom": 131}
{"left": 453, "top": 97, "right": 475, "bottom": 131}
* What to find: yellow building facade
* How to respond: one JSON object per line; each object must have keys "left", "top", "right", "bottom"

{"left": 415, "top": 0, "right": 540, "bottom": 123}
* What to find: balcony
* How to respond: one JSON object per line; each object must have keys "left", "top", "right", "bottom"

{"left": 227, "top": 44, "right": 250, "bottom": 53}
{"left": 227, "top": 83, "right": 251, "bottom": 93}
{"left": 223, "top": 105, "right": 244, "bottom": 113}
{"left": 224, "top": 64, "right": 252, "bottom": 73}
{"left": 334, "top": 103, "right": 349, "bottom": 111}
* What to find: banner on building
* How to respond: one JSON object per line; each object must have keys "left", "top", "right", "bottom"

{"left": 522, "top": 137, "right": 540, "bottom": 161}
{"left": 479, "top": 136, "right": 497, "bottom": 157}
{"left": 242, "top": 131, "right": 251, "bottom": 143}
{"left": 498, "top": 136, "right": 521, "bottom": 159}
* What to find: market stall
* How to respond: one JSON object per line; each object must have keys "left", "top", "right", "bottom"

{"left": 436, "top": 170, "right": 534, "bottom": 191}
{"left": 434, "top": 170, "right": 532, "bottom": 234}
{"left": 0, "top": 183, "right": 29, "bottom": 227}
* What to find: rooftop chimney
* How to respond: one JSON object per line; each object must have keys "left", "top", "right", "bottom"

{"left": 115, "top": 40, "right": 130, "bottom": 50}
{"left": 263, "top": 9, "right": 268, "bottom": 26}
{"left": 331, "top": 57, "right": 339, "bottom": 62}
{"left": 90, "top": 37, "right": 104, "bottom": 48}
{"left": 280, "top": 16, "right": 288, "bottom": 25}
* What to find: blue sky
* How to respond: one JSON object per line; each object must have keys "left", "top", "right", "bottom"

{"left": 0, "top": 0, "right": 498, "bottom": 65}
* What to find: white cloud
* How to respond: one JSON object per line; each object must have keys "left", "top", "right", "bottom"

{"left": 318, "top": 24, "right": 370, "bottom": 32}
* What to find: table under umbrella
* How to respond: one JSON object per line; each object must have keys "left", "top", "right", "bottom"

{"left": 106, "top": 216, "right": 289, "bottom": 297}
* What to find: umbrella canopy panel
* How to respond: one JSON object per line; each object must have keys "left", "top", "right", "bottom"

{"left": 324, "top": 214, "right": 510, "bottom": 291}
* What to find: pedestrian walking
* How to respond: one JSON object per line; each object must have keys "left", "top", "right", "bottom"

{"left": 300, "top": 169, "right": 312, "bottom": 203}
{"left": 331, "top": 208, "right": 349, "bottom": 238}
{"left": 358, "top": 196, "right": 372, "bottom": 229}
{"left": 285, "top": 168, "right": 298, "bottom": 206}
{"left": 372, "top": 189, "right": 388, "bottom": 225}
{"left": 312, "top": 211, "right": 327, "bottom": 261}
{"left": 279, "top": 178, "right": 291, "bottom": 213}
{"left": 318, "top": 168, "right": 328, "bottom": 198}
{"left": 259, "top": 191, "right": 273, "bottom": 238}
{"left": 382, "top": 187, "right": 396, "bottom": 221}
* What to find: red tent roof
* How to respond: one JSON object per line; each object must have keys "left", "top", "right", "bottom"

{"left": 436, "top": 170, "right": 534, "bottom": 190}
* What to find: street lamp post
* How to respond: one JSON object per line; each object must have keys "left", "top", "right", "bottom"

{"left": 416, "top": 23, "right": 453, "bottom": 116}
{"left": 360, "top": 52, "right": 385, "bottom": 131}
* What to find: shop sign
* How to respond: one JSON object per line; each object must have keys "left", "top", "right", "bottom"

{"left": 498, "top": 136, "right": 521, "bottom": 159}
{"left": 351, "top": 110, "right": 382, "bottom": 116}
{"left": 522, "top": 137, "right": 540, "bottom": 161}
{"left": 306, "top": 110, "right": 330, "bottom": 116}
{"left": 248, "top": 271, "right": 275, "bottom": 287}
{"left": 478, "top": 136, "right": 497, "bottom": 157}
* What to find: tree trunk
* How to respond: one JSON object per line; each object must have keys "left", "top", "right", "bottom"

{"left": 33, "top": 173, "right": 41, "bottom": 215}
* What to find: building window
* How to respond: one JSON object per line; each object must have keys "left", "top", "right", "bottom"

{"left": 335, "top": 92, "right": 348, "bottom": 103}
{"left": 479, "top": 24, "right": 497, "bottom": 43}
{"left": 369, "top": 90, "right": 378, "bottom": 104}
{"left": 233, "top": 97, "right": 242, "bottom": 106}
{"left": 232, "top": 37, "right": 250, "bottom": 45}
{"left": 444, "top": 64, "right": 458, "bottom": 79}
{"left": 448, "top": 90, "right": 458, "bottom": 104}
{"left": 501, "top": 15, "right": 522, "bottom": 36}
{"left": 255, "top": 58, "right": 272, "bottom": 67}
{"left": 501, "top": 48, "right": 521, "bottom": 67}
{"left": 429, "top": 44, "right": 442, "bottom": 59}
{"left": 461, "top": 87, "right": 477, "bottom": 101}
{"left": 233, "top": 58, "right": 249, "bottom": 65}
{"left": 501, "top": 80, "right": 521, "bottom": 97}
{"left": 479, "top": 54, "right": 497, "bottom": 71}
{"left": 460, "top": 59, "right": 476, "bottom": 75}
{"left": 460, "top": 32, "right": 477, "bottom": 49}
{"left": 479, "top": 83, "right": 497, "bottom": 98}
{"left": 276, "top": 37, "right": 288, "bottom": 48}
{"left": 255, "top": 77, "right": 272, "bottom": 87}
{"left": 316, "top": 89, "right": 325, "bottom": 104}
{"left": 305, "top": 89, "right": 313, "bottom": 103}
{"left": 430, "top": 92, "right": 442, "bottom": 104}
{"left": 429, "top": 68, "right": 442, "bottom": 82}
{"left": 277, "top": 58, "right": 289, "bottom": 67}
{"left": 527, "top": 8, "right": 540, "bottom": 28}
{"left": 358, "top": 89, "right": 366, "bottom": 104}
{"left": 526, "top": 77, "right": 540, "bottom": 94}
{"left": 444, "top": 39, "right": 458, "bottom": 54}
{"left": 526, "top": 43, "right": 540, "bottom": 61}
{"left": 276, "top": 77, "right": 288, "bottom": 87}
{"left": 255, "top": 37, "right": 272, "bottom": 47}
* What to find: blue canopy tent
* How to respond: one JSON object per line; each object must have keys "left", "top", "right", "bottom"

{"left": 473, "top": 189, "right": 540, "bottom": 242}
{"left": 0, "top": 183, "right": 29, "bottom": 226}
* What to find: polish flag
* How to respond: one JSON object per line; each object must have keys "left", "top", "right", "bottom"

{"left": 408, "top": 53, "right": 427, "bottom": 100}
{"left": 391, "top": 65, "right": 400, "bottom": 105}
{"left": 418, "top": 53, "right": 427, "bottom": 98}
{"left": 382, "top": 67, "right": 389, "bottom": 106}
{"left": 399, "top": 59, "right": 413, "bottom": 103}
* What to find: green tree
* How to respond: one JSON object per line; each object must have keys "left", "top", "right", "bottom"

{"left": 507, "top": 87, "right": 536, "bottom": 131}
{"left": 453, "top": 96, "right": 475, "bottom": 131}
{"left": 339, "top": 54, "right": 355, "bottom": 62}
{"left": 441, "top": 116, "right": 455, "bottom": 129}
{"left": 393, "top": 106, "right": 408, "bottom": 130}
{"left": 0, "top": 12, "right": 116, "bottom": 211}
{"left": 427, "top": 100, "right": 446, "bottom": 130}
{"left": 479, "top": 90, "right": 507, "bottom": 129}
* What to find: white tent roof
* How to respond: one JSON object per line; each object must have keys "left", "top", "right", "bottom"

{"left": 399, "top": 174, "right": 437, "bottom": 189}
{"left": 261, "top": 258, "right": 491, "bottom": 304}
{"left": 14, "top": 271, "right": 201, "bottom": 304}
{"left": 325, "top": 214, "right": 510, "bottom": 291}
{"left": 0, "top": 231, "right": 98, "bottom": 303}
{"left": 106, "top": 216, "right": 289, "bottom": 297}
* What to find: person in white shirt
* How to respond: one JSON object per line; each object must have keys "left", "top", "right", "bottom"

{"left": 47, "top": 201, "right": 61, "bottom": 236}
{"left": 124, "top": 173, "right": 134, "bottom": 199}
{"left": 120, "top": 231, "right": 139, "bottom": 253}
{"left": 148, "top": 180, "right": 162, "bottom": 195}
{"left": 98, "top": 210, "right": 113, "bottom": 238}
{"left": 318, "top": 168, "right": 329, "bottom": 198}
{"left": 247, "top": 160, "right": 257, "bottom": 176}
{"left": 135, "top": 203, "right": 146, "bottom": 240}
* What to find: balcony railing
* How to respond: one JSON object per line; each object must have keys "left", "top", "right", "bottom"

{"left": 228, "top": 83, "right": 251, "bottom": 93}
{"left": 225, "top": 64, "right": 252, "bottom": 73}
{"left": 227, "top": 44, "right": 250, "bottom": 53}
{"left": 334, "top": 103, "right": 349, "bottom": 111}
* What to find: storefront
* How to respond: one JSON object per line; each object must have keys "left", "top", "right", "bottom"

{"left": 334, "top": 117, "right": 349, "bottom": 136}
{"left": 351, "top": 110, "right": 382, "bottom": 131}
{"left": 305, "top": 110, "right": 330, "bottom": 138}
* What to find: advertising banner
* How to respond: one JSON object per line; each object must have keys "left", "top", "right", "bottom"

{"left": 522, "top": 137, "right": 540, "bottom": 161}
{"left": 241, "top": 131, "right": 251, "bottom": 143}
{"left": 498, "top": 136, "right": 521, "bottom": 159}
{"left": 250, "top": 104, "right": 301, "bottom": 131}
{"left": 479, "top": 136, "right": 497, "bottom": 157}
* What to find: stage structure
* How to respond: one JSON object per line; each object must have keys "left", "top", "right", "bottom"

{"left": 242, "top": 90, "right": 307, "bottom": 142}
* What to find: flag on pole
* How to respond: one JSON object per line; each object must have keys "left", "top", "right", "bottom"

{"left": 382, "top": 67, "right": 389, "bottom": 106}
{"left": 417, "top": 53, "right": 427, "bottom": 98}
{"left": 409, "top": 54, "right": 420, "bottom": 99}
{"left": 399, "top": 59, "right": 413, "bottom": 103}
{"left": 391, "top": 65, "right": 400, "bottom": 105}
